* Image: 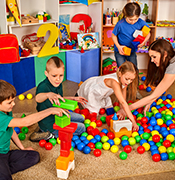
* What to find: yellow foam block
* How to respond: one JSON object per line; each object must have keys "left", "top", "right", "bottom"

{"left": 142, "top": 25, "right": 150, "bottom": 37}
{"left": 56, "top": 151, "right": 74, "bottom": 171}
{"left": 123, "top": 46, "right": 131, "bottom": 56}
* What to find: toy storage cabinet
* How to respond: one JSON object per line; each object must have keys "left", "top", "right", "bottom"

{"left": 66, "top": 48, "right": 100, "bottom": 83}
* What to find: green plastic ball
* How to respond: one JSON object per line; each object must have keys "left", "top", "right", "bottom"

{"left": 168, "top": 152, "right": 175, "bottom": 160}
{"left": 81, "top": 132, "right": 88, "bottom": 137}
{"left": 137, "top": 113, "right": 144, "bottom": 118}
{"left": 49, "top": 138, "right": 57, "bottom": 146}
{"left": 135, "top": 135, "right": 141, "bottom": 143}
{"left": 128, "top": 137, "right": 136, "bottom": 146}
{"left": 101, "top": 136, "right": 109, "bottom": 143}
{"left": 165, "top": 114, "right": 172, "bottom": 121}
{"left": 95, "top": 142, "right": 103, "bottom": 149}
{"left": 142, "top": 132, "right": 151, "bottom": 140}
{"left": 100, "top": 116, "right": 106, "bottom": 123}
{"left": 114, "top": 106, "right": 120, "bottom": 112}
{"left": 119, "top": 151, "right": 128, "bottom": 160}
{"left": 84, "top": 123, "right": 90, "bottom": 128}
{"left": 84, "top": 119, "right": 91, "bottom": 124}
{"left": 167, "top": 147, "right": 173, "bottom": 154}
{"left": 18, "top": 133, "right": 26, "bottom": 140}
{"left": 156, "top": 142, "right": 162, "bottom": 148}
{"left": 70, "top": 146, "right": 74, "bottom": 151}
{"left": 21, "top": 126, "right": 29, "bottom": 134}
{"left": 121, "top": 135, "right": 129, "bottom": 141}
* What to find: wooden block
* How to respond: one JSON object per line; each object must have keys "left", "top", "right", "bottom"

{"left": 22, "top": 16, "right": 39, "bottom": 24}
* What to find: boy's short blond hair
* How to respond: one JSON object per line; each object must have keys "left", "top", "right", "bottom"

{"left": 46, "top": 56, "right": 64, "bottom": 72}
{"left": 0, "top": 80, "right": 16, "bottom": 103}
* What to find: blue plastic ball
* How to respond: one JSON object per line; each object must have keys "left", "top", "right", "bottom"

{"left": 138, "top": 130, "right": 144, "bottom": 135}
{"left": 162, "top": 92, "right": 166, "bottom": 95}
{"left": 101, "top": 128, "right": 108, "bottom": 134}
{"left": 107, "top": 139, "right": 115, "bottom": 146}
{"left": 146, "top": 87, "right": 152, "bottom": 92}
{"left": 166, "top": 94, "right": 172, "bottom": 100}
{"left": 161, "top": 153, "right": 168, "bottom": 161}
{"left": 172, "top": 108, "right": 175, "bottom": 115}
{"left": 161, "top": 130, "right": 169, "bottom": 138}
{"left": 166, "top": 120, "right": 173, "bottom": 127}
{"left": 71, "top": 141, "right": 75, "bottom": 148}
{"left": 72, "top": 135, "right": 79, "bottom": 142}
{"left": 156, "top": 105, "right": 161, "bottom": 110}
{"left": 151, "top": 150, "right": 159, "bottom": 156}
{"left": 166, "top": 104, "right": 172, "bottom": 109}
{"left": 121, "top": 140, "right": 129, "bottom": 147}
{"left": 155, "top": 113, "right": 162, "bottom": 119}
{"left": 77, "top": 142, "right": 86, "bottom": 151}
{"left": 139, "top": 126, "right": 144, "bottom": 131}
{"left": 150, "top": 118, "right": 157, "bottom": 126}
{"left": 133, "top": 110, "right": 139, "bottom": 116}
{"left": 148, "top": 141, "right": 155, "bottom": 146}
{"left": 90, "top": 138, "right": 97, "bottom": 144}
{"left": 152, "top": 102, "right": 157, "bottom": 106}
{"left": 80, "top": 136, "right": 86, "bottom": 141}
{"left": 74, "top": 139, "right": 81, "bottom": 146}
{"left": 161, "top": 96, "right": 166, "bottom": 101}
{"left": 169, "top": 129, "right": 175, "bottom": 136}
{"left": 14, "top": 127, "right": 20, "bottom": 134}
{"left": 147, "top": 126, "right": 154, "bottom": 131}
{"left": 83, "top": 146, "right": 91, "bottom": 154}
{"left": 83, "top": 139, "right": 89, "bottom": 145}
{"left": 154, "top": 125, "right": 161, "bottom": 132}
{"left": 141, "top": 76, "right": 146, "bottom": 81}
{"left": 160, "top": 127, "right": 167, "bottom": 133}
{"left": 150, "top": 145, "right": 158, "bottom": 151}
{"left": 94, "top": 135, "right": 101, "bottom": 142}
{"left": 140, "top": 139, "right": 147, "bottom": 146}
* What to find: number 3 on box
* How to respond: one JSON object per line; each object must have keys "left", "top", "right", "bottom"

{"left": 37, "top": 23, "right": 59, "bottom": 57}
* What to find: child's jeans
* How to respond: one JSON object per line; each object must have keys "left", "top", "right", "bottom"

{"left": 52, "top": 111, "right": 85, "bottom": 138}
{"left": 114, "top": 51, "right": 138, "bottom": 69}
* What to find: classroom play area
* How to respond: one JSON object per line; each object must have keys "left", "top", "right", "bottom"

{"left": 1, "top": 0, "right": 175, "bottom": 180}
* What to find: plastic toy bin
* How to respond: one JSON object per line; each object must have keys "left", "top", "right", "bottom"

{"left": 66, "top": 48, "right": 100, "bottom": 83}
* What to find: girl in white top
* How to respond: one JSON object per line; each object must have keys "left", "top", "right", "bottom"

{"left": 77, "top": 61, "right": 139, "bottom": 131}
{"left": 118, "top": 39, "right": 175, "bottom": 118}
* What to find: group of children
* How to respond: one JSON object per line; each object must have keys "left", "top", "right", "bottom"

{"left": 1, "top": 2, "right": 175, "bottom": 179}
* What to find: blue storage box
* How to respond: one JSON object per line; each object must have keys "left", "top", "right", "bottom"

{"left": 0, "top": 57, "right": 35, "bottom": 95}
{"left": 66, "top": 48, "right": 100, "bottom": 83}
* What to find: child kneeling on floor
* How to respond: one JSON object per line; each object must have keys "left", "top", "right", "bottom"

{"left": 29, "top": 56, "right": 87, "bottom": 142}
{"left": 77, "top": 61, "right": 139, "bottom": 131}
{"left": 0, "top": 80, "right": 68, "bottom": 179}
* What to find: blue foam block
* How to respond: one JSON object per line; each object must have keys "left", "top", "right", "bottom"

{"left": 106, "top": 107, "right": 115, "bottom": 116}
{"left": 0, "top": 57, "right": 35, "bottom": 95}
{"left": 66, "top": 48, "right": 100, "bottom": 83}
{"left": 131, "top": 41, "right": 140, "bottom": 50}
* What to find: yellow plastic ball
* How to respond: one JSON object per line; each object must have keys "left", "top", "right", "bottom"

{"left": 18, "top": 94, "right": 25, "bottom": 100}
{"left": 166, "top": 111, "right": 173, "bottom": 117}
{"left": 166, "top": 134, "right": 175, "bottom": 142}
{"left": 103, "top": 142, "right": 110, "bottom": 150}
{"left": 142, "top": 143, "right": 150, "bottom": 151}
{"left": 90, "top": 122, "right": 96, "bottom": 128}
{"left": 137, "top": 117, "right": 142, "bottom": 121}
{"left": 57, "top": 137, "right": 60, "bottom": 144}
{"left": 132, "top": 132, "right": 139, "bottom": 138}
{"left": 26, "top": 93, "right": 33, "bottom": 100}
{"left": 151, "top": 130, "right": 159, "bottom": 136}
{"left": 111, "top": 145, "right": 119, "bottom": 153}
{"left": 114, "top": 137, "right": 121, "bottom": 145}
{"left": 173, "top": 147, "right": 175, "bottom": 154}
{"left": 87, "top": 135, "right": 94, "bottom": 141}
{"left": 158, "top": 146, "right": 167, "bottom": 153}
{"left": 157, "top": 118, "right": 164, "bottom": 126}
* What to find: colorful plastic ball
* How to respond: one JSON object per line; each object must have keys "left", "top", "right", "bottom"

{"left": 70, "top": 146, "right": 74, "bottom": 151}
{"left": 94, "top": 135, "right": 101, "bottom": 142}
{"left": 139, "top": 84, "right": 144, "bottom": 90}
{"left": 168, "top": 152, "right": 175, "bottom": 160}
{"left": 100, "top": 116, "right": 106, "bottom": 123}
{"left": 18, "top": 133, "right": 26, "bottom": 140}
{"left": 157, "top": 119, "right": 164, "bottom": 126}
{"left": 93, "top": 149, "right": 102, "bottom": 157}
{"left": 96, "top": 120, "right": 103, "bottom": 127}
{"left": 80, "top": 136, "right": 86, "bottom": 141}
{"left": 166, "top": 134, "right": 174, "bottom": 142}
{"left": 81, "top": 132, "right": 88, "bottom": 137}
{"left": 26, "top": 93, "right": 33, "bottom": 100}
{"left": 103, "top": 142, "right": 110, "bottom": 150}
{"left": 77, "top": 142, "right": 86, "bottom": 151}
{"left": 124, "top": 145, "right": 132, "bottom": 153}
{"left": 165, "top": 115, "right": 172, "bottom": 121}
{"left": 152, "top": 134, "right": 160, "bottom": 143}
{"left": 128, "top": 137, "right": 136, "bottom": 146}
{"left": 39, "top": 139, "right": 47, "bottom": 148}
{"left": 121, "top": 140, "right": 129, "bottom": 147}
{"left": 99, "top": 108, "right": 105, "bottom": 115}
{"left": 119, "top": 152, "right": 128, "bottom": 160}
{"left": 101, "top": 128, "right": 108, "bottom": 134}
{"left": 14, "top": 127, "right": 20, "bottom": 134}
{"left": 101, "top": 136, "right": 109, "bottom": 143}
{"left": 83, "top": 146, "right": 91, "bottom": 154}
{"left": 146, "top": 87, "right": 152, "bottom": 92}
{"left": 158, "top": 145, "right": 166, "bottom": 154}
{"left": 74, "top": 108, "right": 81, "bottom": 114}
{"left": 107, "top": 139, "right": 114, "bottom": 146}
{"left": 132, "top": 132, "right": 139, "bottom": 137}
{"left": 72, "top": 135, "right": 79, "bottom": 141}
{"left": 166, "top": 120, "right": 173, "bottom": 126}
{"left": 163, "top": 140, "right": 171, "bottom": 148}
{"left": 87, "top": 126, "right": 94, "bottom": 134}
{"left": 45, "top": 142, "right": 53, "bottom": 150}
{"left": 87, "top": 135, "right": 94, "bottom": 141}
{"left": 140, "top": 139, "right": 147, "bottom": 146}
{"left": 151, "top": 150, "right": 160, "bottom": 156}
{"left": 21, "top": 126, "right": 29, "bottom": 134}
{"left": 161, "top": 153, "right": 168, "bottom": 161}
{"left": 95, "top": 142, "right": 103, "bottom": 149}
{"left": 99, "top": 132, "right": 106, "bottom": 137}
{"left": 121, "top": 135, "right": 129, "bottom": 141}
{"left": 137, "top": 146, "right": 145, "bottom": 154}
{"left": 141, "top": 76, "right": 146, "bottom": 81}
{"left": 83, "top": 139, "right": 89, "bottom": 146}
{"left": 169, "top": 129, "right": 175, "bottom": 136}
{"left": 142, "top": 132, "right": 151, "bottom": 140}
{"left": 90, "top": 122, "right": 96, "bottom": 128}
{"left": 150, "top": 119, "right": 157, "bottom": 126}
{"left": 74, "top": 139, "right": 81, "bottom": 146}
{"left": 90, "top": 138, "right": 97, "bottom": 144}
{"left": 150, "top": 145, "right": 158, "bottom": 152}
{"left": 142, "top": 143, "right": 150, "bottom": 151}
{"left": 107, "top": 132, "right": 115, "bottom": 139}
{"left": 169, "top": 123, "right": 175, "bottom": 129}
{"left": 161, "top": 130, "right": 169, "bottom": 138}
{"left": 84, "top": 119, "right": 91, "bottom": 124}
{"left": 166, "top": 94, "right": 172, "bottom": 100}
{"left": 87, "top": 142, "right": 95, "bottom": 150}
{"left": 71, "top": 141, "right": 75, "bottom": 148}
{"left": 114, "top": 106, "right": 120, "bottom": 112}
{"left": 114, "top": 137, "right": 121, "bottom": 145}
{"left": 167, "top": 147, "right": 173, "bottom": 154}
{"left": 148, "top": 141, "right": 155, "bottom": 146}
{"left": 110, "top": 145, "right": 118, "bottom": 153}
{"left": 57, "top": 137, "right": 61, "bottom": 144}
{"left": 135, "top": 135, "right": 141, "bottom": 143}
{"left": 49, "top": 138, "right": 57, "bottom": 146}
{"left": 153, "top": 125, "right": 161, "bottom": 132}
{"left": 152, "top": 154, "right": 161, "bottom": 162}
{"left": 18, "top": 94, "right": 25, "bottom": 100}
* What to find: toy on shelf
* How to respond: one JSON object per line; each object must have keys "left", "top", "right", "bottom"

{"left": 102, "top": 57, "right": 117, "bottom": 75}
{"left": 157, "top": 21, "right": 175, "bottom": 27}
{"left": 21, "top": 15, "right": 39, "bottom": 24}
{"left": 36, "top": 11, "right": 51, "bottom": 23}
{"left": 59, "top": 38, "right": 77, "bottom": 50}
{"left": 110, "top": 113, "right": 132, "bottom": 138}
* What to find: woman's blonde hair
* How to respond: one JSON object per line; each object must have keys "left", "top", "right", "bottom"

{"left": 118, "top": 61, "right": 138, "bottom": 101}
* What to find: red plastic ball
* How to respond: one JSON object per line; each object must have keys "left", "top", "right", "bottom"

{"left": 163, "top": 140, "right": 171, "bottom": 148}
{"left": 137, "top": 146, "right": 145, "bottom": 154}
{"left": 87, "top": 142, "right": 95, "bottom": 150}
{"left": 169, "top": 123, "right": 175, "bottom": 129}
{"left": 141, "top": 117, "right": 148, "bottom": 124}
{"left": 152, "top": 134, "right": 160, "bottom": 143}
{"left": 99, "top": 132, "right": 106, "bottom": 137}
{"left": 99, "top": 108, "right": 106, "bottom": 115}
{"left": 87, "top": 126, "right": 94, "bottom": 134}
{"left": 39, "top": 139, "right": 46, "bottom": 148}
{"left": 113, "top": 102, "right": 119, "bottom": 107}
{"left": 152, "top": 154, "right": 161, "bottom": 162}
{"left": 144, "top": 128, "right": 151, "bottom": 133}
{"left": 142, "top": 123, "right": 148, "bottom": 129}
{"left": 74, "top": 108, "right": 81, "bottom": 114}
{"left": 45, "top": 142, "right": 53, "bottom": 150}
{"left": 139, "top": 84, "right": 144, "bottom": 90}
{"left": 90, "top": 117, "right": 97, "bottom": 122}
{"left": 107, "top": 132, "right": 115, "bottom": 139}
{"left": 90, "top": 112, "right": 97, "bottom": 118}
{"left": 93, "top": 149, "right": 102, "bottom": 157}
{"left": 124, "top": 145, "right": 132, "bottom": 153}
{"left": 96, "top": 120, "right": 103, "bottom": 127}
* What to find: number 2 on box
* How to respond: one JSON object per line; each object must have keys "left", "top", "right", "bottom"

{"left": 37, "top": 23, "right": 59, "bottom": 57}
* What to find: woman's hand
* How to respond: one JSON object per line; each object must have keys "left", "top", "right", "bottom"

{"left": 117, "top": 109, "right": 127, "bottom": 120}
{"left": 51, "top": 107, "right": 69, "bottom": 117}
{"left": 71, "top": 96, "right": 88, "bottom": 105}
{"left": 132, "top": 122, "right": 139, "bottom": 131}
{"left": 47, "top": 92, "right": 65, "bottom": 105}
{"left": 143, "top": 103, "right": 151, "bottom": 116}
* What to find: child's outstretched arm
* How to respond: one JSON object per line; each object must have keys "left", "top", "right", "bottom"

{"left": 8, "top": 107, "right": 69, "bottom": 127}
{"left": 36, "top": 92, "right": 65, "bottom": 105}
{"left": 112, "top": 33, "right": 125, "bottom": 55}
{"left": 109, "top": 79, "right": 139, "bottom": 131}
{"left": 64, "top": 96, "right": 88, "bottom": 105}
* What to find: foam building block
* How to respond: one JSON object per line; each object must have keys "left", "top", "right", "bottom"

{"left": 131, "top": 41, "right": 140, "bottom": 49}
{"left": 133, "top": 30, "right": 143, "bottom": 38}
{"left": 55, "top": 114, "right": 71, "bottom": 128}
{"left": 66, "top": 48, "right": 100, "bottom": 83}
{"left": 133, "top": 35, "right": 145, "bottom": 44}
{"left": 34, "top": 52, "right": 66, "bottom": 86}
{"left": 106, "top": 107, "right": 115, "bottom": 116}
{"left": 0, "top": 57, "right": 35, "bottom": 95}
{"left": 123, "top": 46, "right": 131, "bottom": 56}
{"left": 53, "top": 99, "right": 78, "bottom": 111}
{"left": 142, "top": 25, "right": 151, "bottom": 37}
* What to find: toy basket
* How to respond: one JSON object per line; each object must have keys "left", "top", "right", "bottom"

{"left": 21, "top": 33, "right": 45, "bottom": 55}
